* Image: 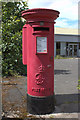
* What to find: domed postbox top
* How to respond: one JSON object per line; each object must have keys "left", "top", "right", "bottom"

{"left": 21, "top": 8, "right": 60, "bottom": 22}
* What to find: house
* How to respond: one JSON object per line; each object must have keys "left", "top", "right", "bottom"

{"left": 54, "top": 27, "right": 80, "bottom": 57}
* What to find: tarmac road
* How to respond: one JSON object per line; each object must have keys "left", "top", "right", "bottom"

{"left": 54, "top": 58, "right": 78, "bottom": 94}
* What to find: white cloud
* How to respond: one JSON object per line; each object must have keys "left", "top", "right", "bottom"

{"left": 27, "top": 0, "right": 79, "bottom": 28}
{"left": 27, "top": 0, "right": 79, "bottom": 20}
{"left": 27, "top": 0, "right": 52, "bottom": 8}
{"left": 47, "top": 0, "right": 79, "bottom": 20}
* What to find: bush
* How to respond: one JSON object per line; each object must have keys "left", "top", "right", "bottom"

{"left": 55, "top": 55, "right": 63, "bottom": 59}
{"left": 2, "top": 1, "right": 28, "bottom": 77}
{"left": 77, "top": 79, "right": 80, "bottom": 90}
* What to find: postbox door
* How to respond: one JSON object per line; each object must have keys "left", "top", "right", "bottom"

{"left": 22, "top": 24, "right": 27, "bottom": 65}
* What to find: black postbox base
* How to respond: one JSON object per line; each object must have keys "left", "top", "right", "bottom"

{"left": 27, "top": 94, "right": 55, "bottom": 115}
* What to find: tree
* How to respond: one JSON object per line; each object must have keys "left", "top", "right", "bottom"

{"left": 2, "top": 1, "right": 28, "bottom": 76}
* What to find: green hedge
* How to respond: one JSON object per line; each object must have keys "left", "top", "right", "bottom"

{"left": 2, "top": 1, "right": 28, "bottom": 77}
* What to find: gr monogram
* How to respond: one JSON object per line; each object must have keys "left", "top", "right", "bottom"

{"left": 35, "top": 65, "right": 45, "bottom": 85}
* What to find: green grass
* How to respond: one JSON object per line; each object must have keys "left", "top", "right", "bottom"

{"left": 54, "top": 55, "right": 72, "bottom": 59}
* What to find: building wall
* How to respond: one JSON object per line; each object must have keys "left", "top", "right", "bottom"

{"left": 54, "top": 34, "right": 78, "bottom": 42}
{"left": 54, "top": 34, "right": 80, "bottom": 57}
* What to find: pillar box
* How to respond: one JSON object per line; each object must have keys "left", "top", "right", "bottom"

{"left": 21, "top": 8, "right": 60, "bottom": 115}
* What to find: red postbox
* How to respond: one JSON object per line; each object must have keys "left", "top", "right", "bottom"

{"left": 22, "top": 8, "right": 60, "bottom": 115}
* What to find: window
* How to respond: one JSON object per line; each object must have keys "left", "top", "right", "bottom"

{"left": 56, "top": 42, "right": 60, "bottom": 55}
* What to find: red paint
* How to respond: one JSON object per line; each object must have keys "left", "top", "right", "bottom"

{"left": 22, "top": 24, "right": 27, "bottom": 65}
{"left": 22, "top": 8, "right": 60, "bottom": 97}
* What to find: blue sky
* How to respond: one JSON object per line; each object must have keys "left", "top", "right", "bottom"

{"left": 25, "top": 0, "right": 80, "bottom": 29}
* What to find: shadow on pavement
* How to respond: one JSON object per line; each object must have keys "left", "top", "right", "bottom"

{"left": 55, "top": 93, "right": 79, "bottom": 113}
{"left": 54, "top": 69, "right": 71, "bottom": 75}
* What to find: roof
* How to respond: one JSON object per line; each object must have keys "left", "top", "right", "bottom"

{"left": 54, "top": 27, "right": 78, "bottom": 35}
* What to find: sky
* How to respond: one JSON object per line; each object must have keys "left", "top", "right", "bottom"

{"left": 26, "top": 0, "right": 80, "bottom": 29}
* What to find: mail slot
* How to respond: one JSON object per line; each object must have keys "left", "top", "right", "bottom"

{"left": 34, "top": 27, "right": 49, "bottom": 31}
